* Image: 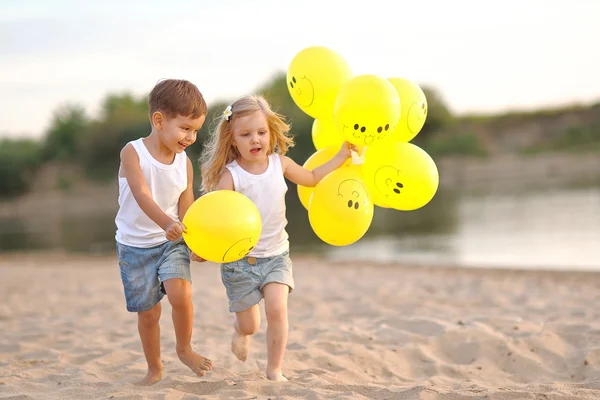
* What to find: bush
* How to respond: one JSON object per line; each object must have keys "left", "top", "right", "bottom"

{"left": 0, "top": 139, "right": 42, "bottom": 198}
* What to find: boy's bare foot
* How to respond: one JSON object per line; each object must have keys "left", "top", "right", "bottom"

{"left": 137, "top": 365, "right": 163, "bottom": 386}
{"left": 266, "top": 369, "right": 288, "bottom": 382}
{"left": 177, "top": 348, "right": 213, "bottom": 377}
{"left": 231, "top": 330, "right": 249, "bottom": 362}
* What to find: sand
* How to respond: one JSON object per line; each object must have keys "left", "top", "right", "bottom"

{"left": 2, "top": 253, "right": 600, "bottom": 399}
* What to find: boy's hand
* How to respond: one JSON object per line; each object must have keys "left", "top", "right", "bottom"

{"left": 165, "top": 221, "right": 185, "bottom": 241}
{"left": 191, "top": 252, "right": 206, "bottom": 262}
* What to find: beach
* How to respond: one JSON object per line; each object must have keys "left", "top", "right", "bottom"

{"left": 2, "top": 253, "right": 600, "bottom": 399}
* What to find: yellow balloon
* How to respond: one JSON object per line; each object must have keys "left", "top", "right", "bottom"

{"left": 287, "top": 46, "right": 353, "bottom": 119}
{"left": 182, "top": 190, "right": 262, "bottom": 263}
{"left": 296, "top": 146, "right": 339, "bottom": 210}
{"left": 387, "top": 77, "right": 428, "bottom": 142}
{"left": 362, "top": 142, "right": 439, "bottom": 211}
{"left": 308, "top": 167, "right": 374, "bottom": 246}
{"left": 334, "top": 74, "right": 401, "bottom": 147}
{"left": 312, "top": 117, "right": 344, "bottom": 151}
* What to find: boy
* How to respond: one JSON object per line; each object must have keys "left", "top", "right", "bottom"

{"left": 115, "top": 79, "right": 212, "bottom": 385}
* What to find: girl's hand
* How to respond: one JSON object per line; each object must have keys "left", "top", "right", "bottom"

{"left": 338, "top": 141, "right": 354, "bottom": 159}
{"left": 338, "top": 141, "right": 361, "bottom": 161}
{"left": 191, "top": 252, "right": 206, "bottom": 262}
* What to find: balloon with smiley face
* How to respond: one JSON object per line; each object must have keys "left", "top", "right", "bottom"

{"left": 287, "top": 46, "right": 353, "bottom": 119}
{"left": 387, "top": 77, "right": 428, "bottom": 143}
{"left": 308, "top": 167, "right": 374, "bottom": 246}
{"left": 182, "top": 190, "right": 262, "bottom": 263}
{"left": 334, "top": 74, "right": 401, "bottom": 147}
{"left": 362, "top": 142, "right": 439, "bottom": 211}
{"left": 311, "top": 117, "right": 344, "bottom": 151}
{"left": 297, "top": 146, "right": 339, "bottom": 210}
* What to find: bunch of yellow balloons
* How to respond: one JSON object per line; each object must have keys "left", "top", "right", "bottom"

{"left": 287, "top": 46, "right": 440, "bottom": 246}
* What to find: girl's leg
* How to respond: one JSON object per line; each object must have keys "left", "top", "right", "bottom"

{"left": 232, "top": 304, "right": 261, "bottom": 361}
{"left": 137, "top": 302, "right": 163, "bottom": 385}
{"left": 263, "top": 282, "right": 289, "bottom": 381}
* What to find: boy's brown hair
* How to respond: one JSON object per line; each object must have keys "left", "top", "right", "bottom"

{"left": 148, "top": 79, "right": 207, "bottom": 120}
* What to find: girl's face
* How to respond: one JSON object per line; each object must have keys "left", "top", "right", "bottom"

{"left": 231, "top": 111, "right": 271, "bottom": 161}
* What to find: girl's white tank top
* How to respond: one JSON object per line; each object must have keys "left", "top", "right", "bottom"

{"left": 225, "top": 154, "right": 289, "bottom": 258}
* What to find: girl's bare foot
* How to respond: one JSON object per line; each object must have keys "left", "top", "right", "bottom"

{"left": 266, "top": 369, "right": 288, "bottom": 382}
{"left": 177, "top": 348, "right": 213, "bottom": 377}
{"left": 231, "top": 330, "right": 249, "bottom": 361}
{"left": 137, "top": 365, "right": 163, "bottom": 386}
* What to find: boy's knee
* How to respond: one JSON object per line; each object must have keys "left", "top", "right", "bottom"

{"left": 163, "top": 279, "right": 191, "bottom": 308}
{"left": 138, "top": 305, "right": 161, "bottom": 327}
{"left": 166, "top": 286, "right": 192, "bottom": 310}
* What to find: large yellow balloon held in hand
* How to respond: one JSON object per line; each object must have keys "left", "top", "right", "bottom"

{"left": 308, "top": 167, "right": 374, "bottom": 246}
{"left": 362, "top": 142, "right": 439, "bottom": 211}
{"left": 334, "top": 74, "right": 401, "bottom": 147}
{"left": 387, "top": 77, "right": 428, "bottom": 143}
{"left": 296, "top": 146, "right": 339, "bottom": 210}
{"left": 311, "top": 117, "right": 344, "bottom": 151}
{"left": 287, "top": 46, "right": 353, "bottom": 119}
{"left": 182, "top": 190, "right": 262, "bottom": 263}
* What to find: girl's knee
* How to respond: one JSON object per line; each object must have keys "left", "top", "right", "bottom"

{"left": 238, "top": 319, "right": 260, "bottom": 336}
{"left": 265, "top": 303, "right": 287, "bottom": 322}
{"left": 236, "top": 309, "right": 261, "bottom": 335}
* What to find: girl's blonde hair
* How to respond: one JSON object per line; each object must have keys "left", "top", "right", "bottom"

{"left": 200, "top": 95, "right": 295, "bottom": 192}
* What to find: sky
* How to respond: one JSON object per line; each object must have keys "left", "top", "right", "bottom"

{"left": 1, "top": 0, "right": 599, "bottom": 139}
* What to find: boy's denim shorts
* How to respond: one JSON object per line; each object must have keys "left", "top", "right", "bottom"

{"left": 221, "top": 250, "right": 294, "bottom": 313}
{"left": 116, "top": 238, "right": 191, "bottom": 312}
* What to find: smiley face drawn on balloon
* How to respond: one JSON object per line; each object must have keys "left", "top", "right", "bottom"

{"left": 373, "top": 165, "right": 404, "bottom": 207}
{"left": 222, "top": 238, "right": 255, "bottom": 263}
{"left": 342, "top": 121, "right": 393, "bottom": 145}
{"left": 337, "top": 178, "right": 369, "bottom": 210}
{"left": 407, "top": 101, "right": 428, "bottom": 134}
{"left": 288, "top": 75, "right": 315, "bottom": 108}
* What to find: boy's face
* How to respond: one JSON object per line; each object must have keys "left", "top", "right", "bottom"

{"left": 154, "top": 112, "right": 205, "bottom": 153}
{"left": 231, "top": 111, "right": 271, "bottom": 162}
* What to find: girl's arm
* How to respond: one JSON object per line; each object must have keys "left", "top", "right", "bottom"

{"left": 216, "top": 168, "right": 235, "bottom": 191}
{"left": 282, "top": 142, "right": 352, "bottom": 187}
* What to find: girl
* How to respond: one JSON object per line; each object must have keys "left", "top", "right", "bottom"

{"left": 199, "top": 95, "right": 351, "bottom": 381}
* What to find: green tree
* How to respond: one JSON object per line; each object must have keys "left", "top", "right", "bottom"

{"left": 78, "top": 93, "right": 150, "bottom": 180}
{"left": 42, "top": 104, "right": 88, "bottom": 162}
{"left": 413, "top": 86, "right": 454, "bottom": 145}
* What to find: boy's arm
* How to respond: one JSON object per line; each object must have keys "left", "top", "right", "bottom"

{"left": 282, "top": 142, "right": 351, "bottom": 188}
{"left": 120, "top": 143, "right": 182, "bottom": 235}
{"left": 178, "top": 156, "right": 195, "bottom": 221}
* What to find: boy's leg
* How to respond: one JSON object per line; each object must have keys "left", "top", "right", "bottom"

{"left": 117, "top": 241, "right": 166, "bottom": 385}
{"left": 263, "top": 282, "right": 289, "bottom": 382}
{"left": 163, "top": 278, "right": 213, "bottom": 377}
{"left": 232, "top": 305, "right": 261, "bottom": 361}
{"left": 158, "top": 238, "right": 212, "bottom": 377}
{"left": 137, "top": 302, "right": 163, "bottom": 385}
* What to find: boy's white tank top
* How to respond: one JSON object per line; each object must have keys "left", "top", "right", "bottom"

{"left": 115, "top": 138, "right": 188, "bottom": 248}
{"left": 225, "top": 154, "right": 289, "bottom": 258}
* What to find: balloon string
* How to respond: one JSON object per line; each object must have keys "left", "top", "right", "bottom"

{"left": 351, "top": 147, "right": 365, "bottom": 165}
